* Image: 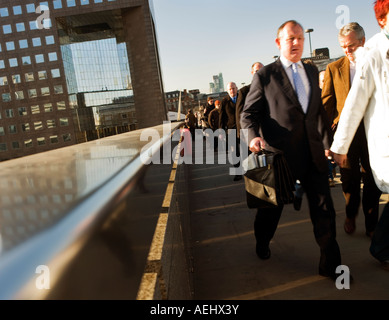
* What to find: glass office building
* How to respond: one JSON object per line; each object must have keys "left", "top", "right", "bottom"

{"left": 0, "top": 0, "right": 166, "bottom": 161}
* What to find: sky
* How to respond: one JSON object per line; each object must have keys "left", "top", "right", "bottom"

{"left": 151, "top": 0, "right": 380, "bottom": 94}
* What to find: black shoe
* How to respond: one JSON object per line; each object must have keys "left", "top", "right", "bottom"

{"left": 256, "top": 244, "right": 271, "bottom": 260}
{"left": 233, "top": 175, "right": 242, "bottom": 181}
{"left": 293, "top": 196, "right": 302, "bottom": 211}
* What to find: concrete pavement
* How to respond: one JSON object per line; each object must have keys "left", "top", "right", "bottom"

{"left": 187, "top": 157, "right": 389, "bottom": 300}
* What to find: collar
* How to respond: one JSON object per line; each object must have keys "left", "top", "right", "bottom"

{"left": 280, "top": 55, "right": 303, "bottom": 69}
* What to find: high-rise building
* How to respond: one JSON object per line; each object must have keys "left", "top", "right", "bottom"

{"left": 209, "top": 72, "right": 224, "bottom": 93}
{"left": 0, "top": 0, "right": 166, "bottom": 161}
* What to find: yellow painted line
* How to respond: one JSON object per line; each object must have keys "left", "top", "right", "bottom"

{"left": 136, "top": 273, "right": 158, "bottom": 300}
{"left": 148, "top": 213, "right": 168, "bottom": 262}
{"left": 137, "top": 139, "right": 182, "bottom": 300}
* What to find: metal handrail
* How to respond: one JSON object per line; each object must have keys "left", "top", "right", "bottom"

{"left": 0, "top": 121, "right": 182, "bottom": 299}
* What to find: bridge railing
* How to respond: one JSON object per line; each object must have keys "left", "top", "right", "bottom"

{"left": 0, "top": 121, "right": 193, "bottom": 299}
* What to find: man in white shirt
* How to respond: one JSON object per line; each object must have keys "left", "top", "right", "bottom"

{"left": 331, "top": 0, "right": 389, "bottom": 271}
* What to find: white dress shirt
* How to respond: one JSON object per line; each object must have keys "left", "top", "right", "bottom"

{"left": 280, "top": 55, "right": 310, "bottom": 102}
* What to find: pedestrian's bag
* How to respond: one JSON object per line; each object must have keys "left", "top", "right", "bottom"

{"left": 242, "top": 150, "right": 295, "bottom": 208}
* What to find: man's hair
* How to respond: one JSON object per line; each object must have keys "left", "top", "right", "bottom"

{"left": 374, "top": 0, "right": 389, "bottom": 27}
{"left": 338, "top": 22, "right": 365, "bottom": 41}
{"left": 276, "top": 20, "right": 304, "bottom": 39}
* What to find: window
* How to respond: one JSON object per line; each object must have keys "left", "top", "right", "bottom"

{"left": 94, "top": 0, "right": 103, "bottom": 3}
{"left": 5, "top": 109, "right": 14, "bottom": 118}
{"left": 0, "top": 127, "right": 4, "bottom": 135}
{"left": 24, "top": 139, "right": 33, "bottom": 148}
{"left": 48, "top": 52, "right": 57, "bottom": 61}
{"left": 0, "top": 60, "right": 4, "bottom": 69}
{"left": 51, "top": 69, "right": 60, "bottom": 78}
{"left": 57, "top": 101, "right": 66, "bottom": 110}
{"left": 53, "top": 0, "right": 62, "bottom": 9}
{"left": 29, "top": 21, "right": 38, "bottom": 30}
{"left": 19, "top": 39, "right": 28, "bottom": 49}
{"left": 22, "top": 56, "right": 31, "bottom": 65}
{"left": 31, "top": 105, "right": 40, "bottom": 114}
{"left": 60, "top": 118, "right": 69, "bottom": 126}
{"left": 0, "top": 76, "right": 8, "bottom": 86}
{"left": 32, "top": 37, "right": 42, "bottom": 47}
{"left": 28, "top": 89, "right": 37, "bottom": 98}
{"left": 25, "top": 72, "right": 34, "bottom": 82}
{"left": 38, "top": 71, "right": 47, "bottom": 80}
{"left": 12, "top": 141, "right": 20, "bottom": 149}
{"left": 63, "top": 133, "right": 71, "bottom": 142}
{"left": 41, "top": 87, "right": 50, "bottom": 96}
{"left": 54, "top": 85, "right": 63, "bottom": 94}
{"left": 45, "top": 35, "right": 55, "bottom": 45}
{"left": 15, "top": 91, "right": 24, "bottom": 100}
{"left": 0, "top": 143, "right": 7, "bottom": 152}
{"left": 26, "top": 4, "right": 35, "bottom": 13}
{"left": 16, "top": 22, "right": 25, "bottom": 32}
{"left": 0, "top": 8, "right": 9, "bottom": 17}
{"left": 50, "top": 135, "right": 59, "bottom": 144}
{"left": 13, "top": 6, "right": 22, "bottom": 15}
{"left": 22, "top": 123, "right": 31, "bottom": 132}
{"left": 3, "top": 25, "right": 12, "bottom": 34}
{"left": 8, "top": 125, "right": 17, "bottom": 134}
{"left": 47, "top": 119, "right": 56, "bottom": 128}
{"left": 37, "top": 137, "right": 46, "bottom": 146}
{"left": 44, "top": 103, "right": 53, "bottom": 112}
{"left": 67, "top": 0, "right": 76, "bottom": 7}
{"left": 9, "top": 58, "right": 18, "bottom": 67}
{"left": 35, "top": 54, "right": 44, "bottom": 64}
{"left": 12, "top": 75, "right": 21, "bottom": 84}
{"left": 6, "top": 41, "right": 15, "bottom": 51}
{"left": 18, "top": 107, "right": 27, "bottom": 116}
{"left": 2, "top": 93, "right": 11, "bottom": 102}
{"left": 34, "top": 121, "right": 43, "bottom": 130}
{"left": 81, "top": 0, "right": 90, "bottom": 5}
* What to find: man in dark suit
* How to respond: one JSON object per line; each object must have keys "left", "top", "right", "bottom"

{"left": 240, "top": 20, "right": 341, "bottom": 280}
{"left": 322, "top": 22, "right": 382, "bottom": 238}
{"left": 219, "top": 82, "right": 242, "bottom": 181}
{"left": 236, "top": 62, "right": 264, "bottom": 139}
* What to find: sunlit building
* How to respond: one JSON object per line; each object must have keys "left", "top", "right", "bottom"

{"left": 0, "top": 0, "right": 166, "bottom": 161}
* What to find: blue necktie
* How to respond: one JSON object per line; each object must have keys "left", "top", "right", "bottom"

{"left": 292, "top": 63, "right": 308, "bottom": 113}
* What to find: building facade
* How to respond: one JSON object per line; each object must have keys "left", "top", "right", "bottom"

{"left": 0, "top": 0, "right": 166, "bottom": 161}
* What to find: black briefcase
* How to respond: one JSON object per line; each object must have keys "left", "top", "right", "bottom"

{"left": 243, "top": 150, "right": 295, "bottom": 209}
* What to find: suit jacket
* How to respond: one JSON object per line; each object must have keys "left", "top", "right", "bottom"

{"left": 321, "top": 56, "right": 351, "bottom": 128}
{"left": 235, "top": 85, "right": 250, "bottom": 138}
{"left": 240, "top": 58, "right": 332, "bottom": 178}
{"left": 219, "top": 95, "right": 238, "bottom": 130}
{"left": 208, "top": 108, "right": 220, "bottom": 130}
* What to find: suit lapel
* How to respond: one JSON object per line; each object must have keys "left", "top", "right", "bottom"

{"left": 273, "top": 59, "right": 301, "bottom": 108}
{"left": 339, "top": 57, "right": 350, "bottom": 91}
{"left": 302, "top": 62, "right": 314, "bottom": 113}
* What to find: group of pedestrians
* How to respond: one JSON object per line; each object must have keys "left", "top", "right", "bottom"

{"left": 239, "top": 0, "right": 389, "bottom": 280}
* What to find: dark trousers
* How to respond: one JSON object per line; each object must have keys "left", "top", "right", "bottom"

{"left": 370, "top": 202, "right": 389, "bottom": 262}
{"left": 340, "top": 123, "right": 382, "bottom": 233}
{"left": 254, "top": 163, "right": 341, "bottom": 276}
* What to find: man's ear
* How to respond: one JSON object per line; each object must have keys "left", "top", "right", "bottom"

{"left": 275, "top": 37, "right": 281, "bottom": 50}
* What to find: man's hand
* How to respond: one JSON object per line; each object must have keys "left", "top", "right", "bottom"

{"left": 333, "top": 153, "right": 348, "bottom": 168}
{"left": 249, "top": 137, "right": 266, "bottom": 153}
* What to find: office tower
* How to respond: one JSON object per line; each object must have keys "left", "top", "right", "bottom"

{"left": 0, "top": 0, "right": 166, "bottom": 161}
